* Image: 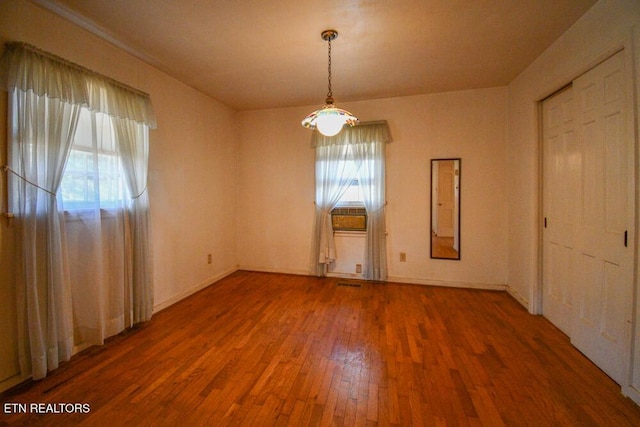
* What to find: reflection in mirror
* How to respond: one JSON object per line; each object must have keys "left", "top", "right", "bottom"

{"left": 431, "top": 158, "right": 461, "bottom": 260}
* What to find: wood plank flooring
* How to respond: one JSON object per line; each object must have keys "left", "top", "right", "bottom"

{"left": 2, "top": 271, "right": 640, "bottom": 426}
{"left": 431, "top": 233, "right": 458, "bottom": 259}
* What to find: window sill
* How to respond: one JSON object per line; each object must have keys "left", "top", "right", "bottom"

{"left": 333, "top": 230, "right": 366, "bottom": 237}
{"left": 63, "top": 208, "right": 122, "bottom": 221}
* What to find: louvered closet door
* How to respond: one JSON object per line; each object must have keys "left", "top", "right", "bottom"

{"left": 570, "top": 50, "right": 633, "bottom": 385}
{"left": 542, "top": 86, "right": 579, "bottom": 337}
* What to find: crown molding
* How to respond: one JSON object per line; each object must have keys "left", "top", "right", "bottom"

{"left": 29, "top": 0, "right": 159, "bottom": 67}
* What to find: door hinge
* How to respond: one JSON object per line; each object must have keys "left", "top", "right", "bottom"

{"left": 544, "top": 217, "right": 547, "bottom": 228}
{"left": 624, "top": 230, "right": 628, "bottom": 247}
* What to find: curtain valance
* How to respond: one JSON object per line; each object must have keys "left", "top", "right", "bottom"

{"left": 311, "top": 120, "right": 392, "bottom": 147}
{"left": 0, "top": 42, "right": 156, "bottom": 128}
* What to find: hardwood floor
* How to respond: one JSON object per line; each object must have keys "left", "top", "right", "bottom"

{"left": 2, "top": 271, "right": 640, "bottom": 426}
{"left": 431, "top": 233, "right": 458, "bottom": 259}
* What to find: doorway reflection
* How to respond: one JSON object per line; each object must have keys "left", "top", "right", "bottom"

{"left": 430, "top": 158, "right": 461, "bottom": 260}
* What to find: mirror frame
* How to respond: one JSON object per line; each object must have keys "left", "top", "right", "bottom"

{"left": 430, "top": 158, "right": 461, "bottom": 260}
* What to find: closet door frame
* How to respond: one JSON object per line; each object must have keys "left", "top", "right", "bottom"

{"left": 535, "top": 36, "right": 638, "bottom": 403}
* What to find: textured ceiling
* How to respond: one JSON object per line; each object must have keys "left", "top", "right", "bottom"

{"left": 34, "top": 0, "right": 598, "bottom": 111}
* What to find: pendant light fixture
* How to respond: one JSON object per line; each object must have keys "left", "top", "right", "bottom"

{"left": 301, "top": 29, "right": 358, "bottom": 137}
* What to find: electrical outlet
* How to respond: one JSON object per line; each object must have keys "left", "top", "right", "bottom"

{"left": 356, "top": 264, "right": 362, "bottom": 273}
{"left": 400, "top": 252, "right": 406, "bottom": 262}
{"left": 207, "top": 254, "right": 212, "bottom": 264}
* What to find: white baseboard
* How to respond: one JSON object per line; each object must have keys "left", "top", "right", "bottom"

{"left": 153, "top": 267, "right": 238, "bottom": 314}
{"left": 0, "top": 372, "right": 25, "bottom": 394}
{"left": 623, "top": 385, "right": 640, "bottom": 406}
{"left": 0, "top": 268, "right": 239, "bottom": 393}
{"left": 327, "top": 272, "right": 366, "bottom": 280}
{"left": 236, "top": 265, "right": 310, "bottom": 277}
{"left": 238, "top": 268, "right": 507, "bottom": 291}
{"left": 386, "top": 275, "right": 506, "bottom": 291}
{"left": 505, "top": 285, "right": 530, "bottom": 311}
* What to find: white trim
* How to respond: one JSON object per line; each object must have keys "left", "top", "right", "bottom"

{"left": 386, "top": 275, "right": 506, "bottom": 291}
{"left": 30, "top": 0, "right": 159, "bottom": 67}
{"left": 153, "top": 267, "right": 238, "bottom": 314}
{"left": 236, "top": 265, "right": 310, "bottom": 277}
{"left": 506, "top": 285, "right": 530, "bottom": 310}
{"left": 327, "top": 272, "right": 365, "bottom": 280}
{"left": 239, "top": 267, "right": 506, "bottom": 291}
{"left": 0, "top": 267, "right": 239, "bottom": 393}
{"left": 333, "top": 230, "right": 366, "bottom": 238}
{"left": 631, "top": 22, "right": 640, "bottom": 408}
{"left": 0, "top": 372, "right": 25, "bottom": 394}
{"left": 536, "top": 31, "right": 639, "bottom": 399}
{"left": 534, "top": 40, "right": 630, "bottom": 317}
{"left": 624, "top": 385, "right": 640, "bottom": 407}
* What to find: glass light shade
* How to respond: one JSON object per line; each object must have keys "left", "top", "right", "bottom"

{"left": 301, "top": 105, "right": 358, "bottom": 137}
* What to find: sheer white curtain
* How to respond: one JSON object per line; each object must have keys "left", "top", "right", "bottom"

{"left": 8, "top": 88, "right": 80, "bottom": 380}
{"left": 62, "top": 109, "right": 129, "bottom": 351}
{"left": 310, "top": 143, "right": 360, "bottom": 276}
{"left": 1, "top": 42, "right": 156, "bottom": 380}
{"left": 112, "top": 116, "right": 153, "bottom": 323}
{"left": 353, "top": 139, "right": 387, "bottom": 280}
{"left": 310, "top": 121, "right": 392, "bottom": 279}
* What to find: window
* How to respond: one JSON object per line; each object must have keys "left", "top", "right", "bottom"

{"left": 4, "top": 41, "right": 156, "bottom": 380}
{"left": 330, "top": 160, "right": 367, "bottom": 231}
{"left": 310, "top": 121, "right": 390, "bottom": 279}
{"left": 336, "top": 178, "right": 363, "bottom": 206}
{"left": 60, "top": 109, "right": 129, "bottom": 211}
{"left": 316, "top": 157, "right": 378, "bottom": 207}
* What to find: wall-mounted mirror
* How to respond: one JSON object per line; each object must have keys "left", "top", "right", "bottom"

{"left": 431, "top": 158, "right": 461, "bottom": 260}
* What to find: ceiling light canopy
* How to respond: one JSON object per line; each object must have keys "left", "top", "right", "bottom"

{"left": 301, "top": 30, "right": 358, "bottom": 137}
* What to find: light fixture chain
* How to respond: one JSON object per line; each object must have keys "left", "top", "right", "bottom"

{"left": 326, "top": 37, "right": 332, "bottom": 100}
{"left": 301, "top": 29, "right": 358, "bottom": 136}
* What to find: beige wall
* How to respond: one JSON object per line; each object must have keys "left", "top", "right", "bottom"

{"left": 506, "top": 0, "right": 640, "bottom": 310}
{"left": 3, "top": 0, "right": 635, "bottom": 397}
{"left": 0, "top": 0, "right": 239, "bottom": 390}
{"left": 238, "top": 87, "right": 509, "bottom": 288}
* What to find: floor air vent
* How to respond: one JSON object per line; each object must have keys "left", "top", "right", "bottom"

{"left": 337, "top": 282, "right": 362, "bottom": 287}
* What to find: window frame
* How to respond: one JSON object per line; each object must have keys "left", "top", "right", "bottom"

{"left": 60, "top": 109, "right": 129, "bottom": 212}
